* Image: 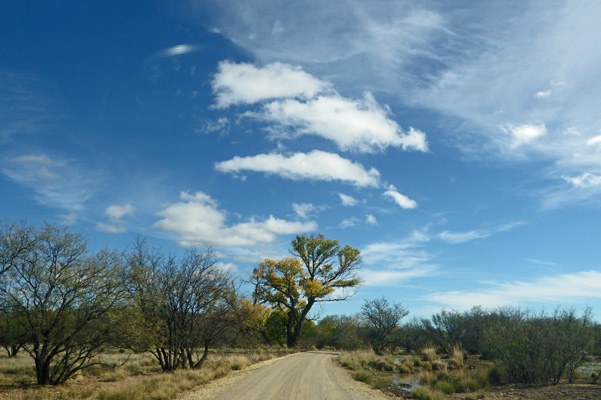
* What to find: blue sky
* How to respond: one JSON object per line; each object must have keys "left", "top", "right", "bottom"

{"left": 2, "top": 0, "right": 601, "bottom": 319}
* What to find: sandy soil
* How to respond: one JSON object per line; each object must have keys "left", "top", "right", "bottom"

{"left": 177, "top": 351, "right": 393, "bottom": 400}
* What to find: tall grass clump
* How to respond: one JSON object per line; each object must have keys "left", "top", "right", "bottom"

{"left": 421, "top": 346, "right": 438, "bottom": 362}
{"left": 447, "top": 344, "right": 464, "bottom": 369}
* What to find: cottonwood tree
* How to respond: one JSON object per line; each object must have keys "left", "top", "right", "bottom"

{"left": 361, "top": 297, "right": 409, "bottom": 354}
{"left": 0, "top": 224, "right": 127, "bottom": 385}
{"left": 251, "top": 234, "right": 361, "bottom": 347}
{"left": 126, "top": 240, "right": 241, "bottom": 371}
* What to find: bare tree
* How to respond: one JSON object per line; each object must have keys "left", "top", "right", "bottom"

{"left": 361, "top": 297, "right": 409, "bottom": 354}
{"left": 126, "top": 239, "right": 238, "bottom": 371}
{"left": 0, "top": 224, "right": 127, "bottom": 385}
{"left": 0, "top": 221, "right": 34, "bottom": 276}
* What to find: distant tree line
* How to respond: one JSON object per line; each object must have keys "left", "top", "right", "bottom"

{"left": 1, "top": 220, "right": 599, "bottom": 387}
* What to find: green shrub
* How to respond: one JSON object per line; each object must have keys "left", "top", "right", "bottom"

{"left": 413, "top": 387, "right": 445, "bottom": 400}
{"left": 488, "top": 364, "right": 505, "bottom": 385}
{"left": 354, "top": 370, "right": 372, "bottom": 384}
{"left": 434, "top": 380, "right": 456, "bottom": 394}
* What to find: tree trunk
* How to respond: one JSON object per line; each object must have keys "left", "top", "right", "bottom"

{"left": 35, "top": 358, "right": 51, "bottom": 385}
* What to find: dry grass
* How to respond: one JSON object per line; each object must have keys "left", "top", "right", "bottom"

{"left": 421, "top": 346, "right": 438, "bottom": 362}
{"left": 447, "top": 344, "right": 464, "bottom": 370}
{"left": 0, "top": 349, "right": 287, "bottom": 400}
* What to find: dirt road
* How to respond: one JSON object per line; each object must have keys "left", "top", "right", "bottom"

{"left": 179, "top": 351, "right": 392, "bottom": 400}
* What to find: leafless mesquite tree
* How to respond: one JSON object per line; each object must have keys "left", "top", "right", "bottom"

{"left": 0, "top": 223, "right": 128, "bottom": 385}
{"left": 126, "top": 239, "right": 239, "bottom": 371}
{"left": 361, "top": 297, "right": 409, "bottom": 354}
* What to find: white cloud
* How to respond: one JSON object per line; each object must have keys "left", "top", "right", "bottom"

{"left": 436, "top": 221, "right": 524, "bottom": 244}
{"left": 58, "top": 213, "right": 78, "bottom": 226}
{"left": 215, "top": 262, "right": 239, "bottom": 275}
{"left": 292, "top": 203, "right": 324, "bottom": 219}
{"left": 361, "top": 265, "right": 436, "bottom": 287}
{"left": 105, "top": 204, "right": 136, "bottom": 223}
{"left": 153, "top": 191, "right": 316, "bottom": 247}
{"left": 428, "top": 270, "right": 601, "bottom": 310}
{"left": 260, "top": 93, "right": 428, "bottom": 153}
{"left": 563, "top": 173, "right": 601, "bottom": 188}
{"left": 533, "top": 90, "right": 551, "bottom": 98}
{"left": 1, "top": 153, "right": 100, "bottom": 211}
{"left": 212, "top": 61, "right": 328, "bottom": 108}
{"left": 587, "top": 135, "right": 601, "bottom": 146}
{"left": 365, "top": 214, "right": 378, "bottom": 226}
{"left": 339, "top": 217, "right": 358, "bottom": 228}
{"left": 437, "top": 230, "right": 490, "bottom": 244}
{"left": 338, "top": 192, "right": 358, "bottom": 206}
{"left": 95, "top": 223, "right": 126, "bottom": 234}
{"left": 361, "top": 240, "right": 432, "bottom": 270}
{"left": 215, "top": 150, "right": 381, "bottom": 187}
{"left": 383, "top": 187, "right": 418, "bottom": 209}
{"left": 504, "top": 123, "right": 547, "bottom": 148}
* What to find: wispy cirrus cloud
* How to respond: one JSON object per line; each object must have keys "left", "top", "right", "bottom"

{"left": 428, "top": 270, "right": 601, "bottom": 310}
{"left": 436, "top": 221, "right": 525, "bottom": 244}
{"left": 360, "top": 236, "right": 437, "bottom": 286}
{"left": 153, "top": 191, "right": 317, "bottom": 247}
{"left": 0, "top": 70, "right": 58, "bottom": 144}
{"left": 1, "top": 154, "right": 101, "bottom": 211}
{"left": 215, "top": 150, "right": 381, "bottom": 187}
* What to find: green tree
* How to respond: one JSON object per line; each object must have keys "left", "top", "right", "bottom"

{"left": 251, "top": 234, "right": 361, "bottom": 347}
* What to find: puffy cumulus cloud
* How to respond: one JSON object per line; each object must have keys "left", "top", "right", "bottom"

{"left": 563, "top": 173, "right": 601, "bottom": 188}
{"left": 383, "top": 187, "right": 418, "bottom": 209}
{"left": 428, "top": 270, "right": 601, "bottom": 310}
{"left": 504, "top": 123, "right": 547, "bottom": 148}
{"left": 105, "top": 204, "right": 136, "bottom": 223}
{"left": 338, "top": 192, "right": 358, "bottom": 206}
{"left": 365, "top": 214, "right": 378, "bottom": 226}
{"left": 260, "top": 93, "right": 428, "bottom": 153}
{"left": 153, "top": 191, "right": 317, "bottom": 247}
{"left": 212, "top": 61, "right": 328, "bottom": 108}
{"left": 215, "top": 150, "right": 381, "bottom": 187}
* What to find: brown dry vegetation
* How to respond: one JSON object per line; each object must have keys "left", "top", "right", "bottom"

{"left": 338, "top": 350, "right": 601, "bottom": 400}
{"left": 0, "top": 348, "right": 292, "bottom": 400}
